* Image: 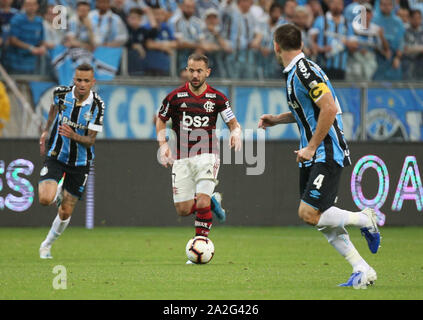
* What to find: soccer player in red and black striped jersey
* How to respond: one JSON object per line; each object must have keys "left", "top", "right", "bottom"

{"left": 156, "top": 54, "right": 241, "bottom": 257}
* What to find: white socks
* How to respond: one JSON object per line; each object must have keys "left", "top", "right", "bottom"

{"left": 316, "top": 206, "right": 371, "bottom": 229}
{"left": 41, "top": 214, "right": 71, "bottom": 248}
{"left": 320, "top": 226, "right": 370, "bottom": 273}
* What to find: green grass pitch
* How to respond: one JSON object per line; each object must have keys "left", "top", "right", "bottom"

{"left": 0, "top": 226, "right": 422, "bottom": 300}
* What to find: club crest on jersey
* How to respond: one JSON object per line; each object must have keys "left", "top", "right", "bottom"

{"left": 203, "top": 100, "right": 215, "bottom": 113}
{"left": 84, "top": 111, "right": 93, "bottom": 122}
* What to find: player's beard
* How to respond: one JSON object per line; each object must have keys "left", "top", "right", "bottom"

{"left": 190, "top": 78, "right": 205, "bottom": 90}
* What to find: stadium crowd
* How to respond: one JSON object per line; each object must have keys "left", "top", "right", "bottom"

{"left": 0, "top": 0, "right": 423, "bottom": 80}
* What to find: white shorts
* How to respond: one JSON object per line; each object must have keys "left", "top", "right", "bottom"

{"left": 172, "top": 153, "right": 220, "bottom": 203}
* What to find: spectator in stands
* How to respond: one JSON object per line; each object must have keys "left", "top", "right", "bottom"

{"left": 250, "top": 0, "right": 272, "bottom": 23}
{"left": 144, "top": 6, "right": 177, "bottom": 75}
{"left": 89, "top": 0, "right": 128, "bottom": 47}
{"left": 126, "top": 7, "right": 155, "bottom": 75}
{"left": 7, "top": 0, "right": 46, "bottom": 74}
{"left": 280, "top": 0, "right": 297, "bottom": 24}
{"left": 125, "top": 0, "right": 158, "bottom": 27}
{"left": 259, "top": 2, "right": 282, "bottom": 79}
{"left": 373, "top": 0, "right": 405, "bottom": 81}
{"left": 397, "top": 6, "right": 410, "bottom": 28}
{"left": 309, "top": 0, "right": 354, "bottom": 80}
{"left": 293, "top": 5, "right": 313, "bottom": 57}
{"left": 65, "top": 0, "right": 97, "bottom": 51}
{"left": 111, "top": 0, "right": 128, "bottom": 23}
{"left": 171, "top": 0, "right": 203, "bottom": 72}
{"left": 346, "top": 3, "right": 390, "bottom": 81}
{"left": 199, "top": 7, "right": 230, "bottom": 78}
{"left": 195, "top": 0, "right": 220, "bottom": 19}
{"left": 0, "top": 0, "right": 18, "bottom": 46}
{"left": 43, "top": 3, "right": 66, "bottom": 49}
{"left": 306, "top": 0, "right": 323, "bottom": 24}
{"left": 403, "top": 9, "right": 423, "bottom": 80}
{"left": 408, "top": 0, "right": 423, "bottom": 21}
{"left": 224, "top": 0, "right": 262, "bottom": 79}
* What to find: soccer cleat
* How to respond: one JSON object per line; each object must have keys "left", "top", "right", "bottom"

{"left": 338, "top": 271, "right": 368, "bottom": 289}
{"left": 211, "top": 192, "right": 226, "bottom": 223}
{"left": 366, "top": 267, "right": 377, "bottom": 286}
{"left": 339, "top": 267, "right": 377, "bottom": 289}
{"left": 186, "top": 260, "right": 195, "bottom": 265}
{"left": 360, "top": 208, "right": 381, "bottom": 254}
{"left": 39, "top": 246, "right": 53, "bottom": 259}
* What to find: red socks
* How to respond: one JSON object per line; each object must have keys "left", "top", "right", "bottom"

{"left": 194, "top": 205, "right": 212, "bottom": 237}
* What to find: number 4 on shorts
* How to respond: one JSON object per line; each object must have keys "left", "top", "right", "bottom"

{"left": 313, "top": 174, "right": 325, "bottom": 190}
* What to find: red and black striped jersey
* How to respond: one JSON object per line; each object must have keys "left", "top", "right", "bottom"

{"left": 158, "top": 82, "right": 234, "bottom": 159}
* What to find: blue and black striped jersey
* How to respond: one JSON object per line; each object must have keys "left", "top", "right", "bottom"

{"left": 283, "top": 52, "right": 351, "bottom": 168}
{"left": 47, "top": 86, "right": 105, "bottom": 167}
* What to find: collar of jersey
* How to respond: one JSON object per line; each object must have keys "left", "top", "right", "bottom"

{"left": 283, "top": 52, "right": 305, "bottom": 74}
{"left": 185, "top": 82, "right": 210, "bottom": 98}
{"left": 71, "top": 86, "right": 93, "bottom": 106}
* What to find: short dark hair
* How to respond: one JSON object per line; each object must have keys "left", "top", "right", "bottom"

{"left": 410, "top": 9, "right": 422, "bottom": 17}
{"left": 128, "top": 7, "right": 144, "bottom": 16}
{"left": 269, "top": 2, "right": 282, "bottom": 14}
{"left": 273, "top": 24, "right": 302, "bottom": 51}
{"left": 187, "top": 53, "right": 209, "bottom": 68}
{"left": 76, "top": 63, "right": 94, "bottom": 73}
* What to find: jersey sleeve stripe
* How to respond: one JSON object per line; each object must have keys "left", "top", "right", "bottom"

{"left": 295, "top": 58, "right": 324, "bottom": 91}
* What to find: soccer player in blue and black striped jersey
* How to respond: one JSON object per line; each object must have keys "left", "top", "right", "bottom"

{"left": 38, "top": 63, "right": 105, "bottom": 259}
{"left": 258, "top": 24, "right": 381, "bottom": 288}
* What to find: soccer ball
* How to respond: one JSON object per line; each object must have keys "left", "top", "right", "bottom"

{"left": 185, "top": 236, "right": 215, "bottom": 264}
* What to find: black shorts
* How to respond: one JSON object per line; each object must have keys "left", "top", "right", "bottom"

{"left": 39, "top": 157, "right": 90, "bottom": 199}
{"left": 299, "top": 161, "right": 343, "bottom": 212}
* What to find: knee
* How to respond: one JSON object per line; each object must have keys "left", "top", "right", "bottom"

{"left": 196, "top": 195, "right": 211, "bottom": 210}
{"left": 39, "top": 194, "right": 53, "bottom": 206}
{"left": 58, "top": 204, "right": 73, "bottom": 220}
{"left": 174, "top": 203, "right": 192, "bottom": 216}
{"left": 58, "top": 210, "right": 71, "bottom": 220}
{"left": 298, "top": 206, "right": 320, "bottom": 226}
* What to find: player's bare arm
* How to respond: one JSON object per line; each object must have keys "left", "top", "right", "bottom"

{"left": 227, "top": 118, "right": 242, "bottom": 151}
{"left": 58, "top": 125, "right": 97, "bottom": 148}
{"left": 295, "top": 92, "right": 338, "bottom": 163}
{"left": 40, "top": 104, "right": 59, "bottom": 156}
{"left": 155, "top": 116, "right": 173, "bottom": 168}
{"left": 258, "top": 112, "right": 296, "bottom": 129}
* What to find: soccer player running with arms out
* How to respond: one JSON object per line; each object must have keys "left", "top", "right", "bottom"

{"left": 38, "top": 63, "right": 105, "bottom": 259}
{"left": 156, "top": 54, "right": 241, "bottom": 264}
{"left": 258, "top": 24, "right": 381, "bottom": 288}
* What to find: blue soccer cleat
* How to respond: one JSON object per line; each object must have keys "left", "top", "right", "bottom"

{"left": 338, "top": 272, "right": 367, "bottom": 289}
{"left": 360, "top": 208, "right": 381, "bottom": 254}
{"left": 339, "top": 268, "right": 377, "bottom": 289}
{"left": 211, "top": 192, "right": 226, "bottom": 223}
